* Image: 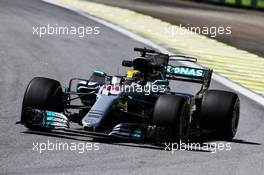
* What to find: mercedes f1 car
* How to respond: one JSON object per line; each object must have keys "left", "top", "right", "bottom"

{"left": 17, "top": 47, "right": 240, "bottom": 143}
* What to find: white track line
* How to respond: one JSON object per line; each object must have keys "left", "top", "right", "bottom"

{"left": 43, "top": 0, "right": 264, "bottom": 107}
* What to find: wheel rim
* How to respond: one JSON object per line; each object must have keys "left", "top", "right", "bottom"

{"left": 231, "top": 98, "right": 240, "bottom": 134}
{"left": 179, "top": 102, "right": 190, "bottom": 141}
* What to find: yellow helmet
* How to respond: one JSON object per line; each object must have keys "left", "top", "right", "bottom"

{"left": 125, "top": 70, "right": 144, "bottom": 85}
{"left": 126, "top": 70, "right": 143, "bottom": 80}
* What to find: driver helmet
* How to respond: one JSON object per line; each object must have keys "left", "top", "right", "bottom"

{"left": 125, "top": 70, "right": 144, "bottom": 85}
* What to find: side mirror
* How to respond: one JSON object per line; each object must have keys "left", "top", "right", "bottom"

{"left": 122, "top": 60, "right": 133, "bottom": 67}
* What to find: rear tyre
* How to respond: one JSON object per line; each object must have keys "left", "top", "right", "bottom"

{"left": 153, "top": 95, "right": 190, "bottom": 142}
{"left": 199, "top": 90, "right": 240, "bottom": 140}
{"left": 21, "top": 77, "right": 64, "bottom": 129}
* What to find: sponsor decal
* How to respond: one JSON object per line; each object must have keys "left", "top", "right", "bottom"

{"left": 166, "top": 66, "right": 205, "bottom": 77}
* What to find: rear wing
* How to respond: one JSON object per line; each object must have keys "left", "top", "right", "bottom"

{"left": 164, "top": 65, "right": 212, "bottom": 88}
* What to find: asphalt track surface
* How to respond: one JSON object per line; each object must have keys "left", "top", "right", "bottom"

{"left": 0, "top": 0, "right": 264, "bottom": 174}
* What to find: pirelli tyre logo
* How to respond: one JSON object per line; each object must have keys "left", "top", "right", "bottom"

{"left": 165, "top": 65, "right": 206, "bottom": 78}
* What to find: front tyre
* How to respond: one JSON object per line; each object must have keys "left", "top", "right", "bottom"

{"left": 21, "top": 77, "right": 64, "bottom": 129}
{"left": 153, "top": 95, "right": 191, "bottom": 142}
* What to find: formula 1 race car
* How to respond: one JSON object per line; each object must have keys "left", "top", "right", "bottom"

{"left": 17, "top": 48, "right": 240, "bottom": 144}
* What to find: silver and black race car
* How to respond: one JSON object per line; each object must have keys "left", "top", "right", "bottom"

{"left": 17, "top": 47, "right": 240, "bottom": 144}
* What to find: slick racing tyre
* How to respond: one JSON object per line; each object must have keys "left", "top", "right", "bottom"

{"left": 199, "top": 90, "right": 240, "bottom": 140}
{"left": 21, "top": 77, "right": 63, "bottom": 129}
{"left": 153, "top": 95, "right": 191, "bottom": 142}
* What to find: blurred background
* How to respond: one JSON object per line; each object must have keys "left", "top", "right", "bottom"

{"left": 88, "top": 0, "right": 264, "bottom": 57}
